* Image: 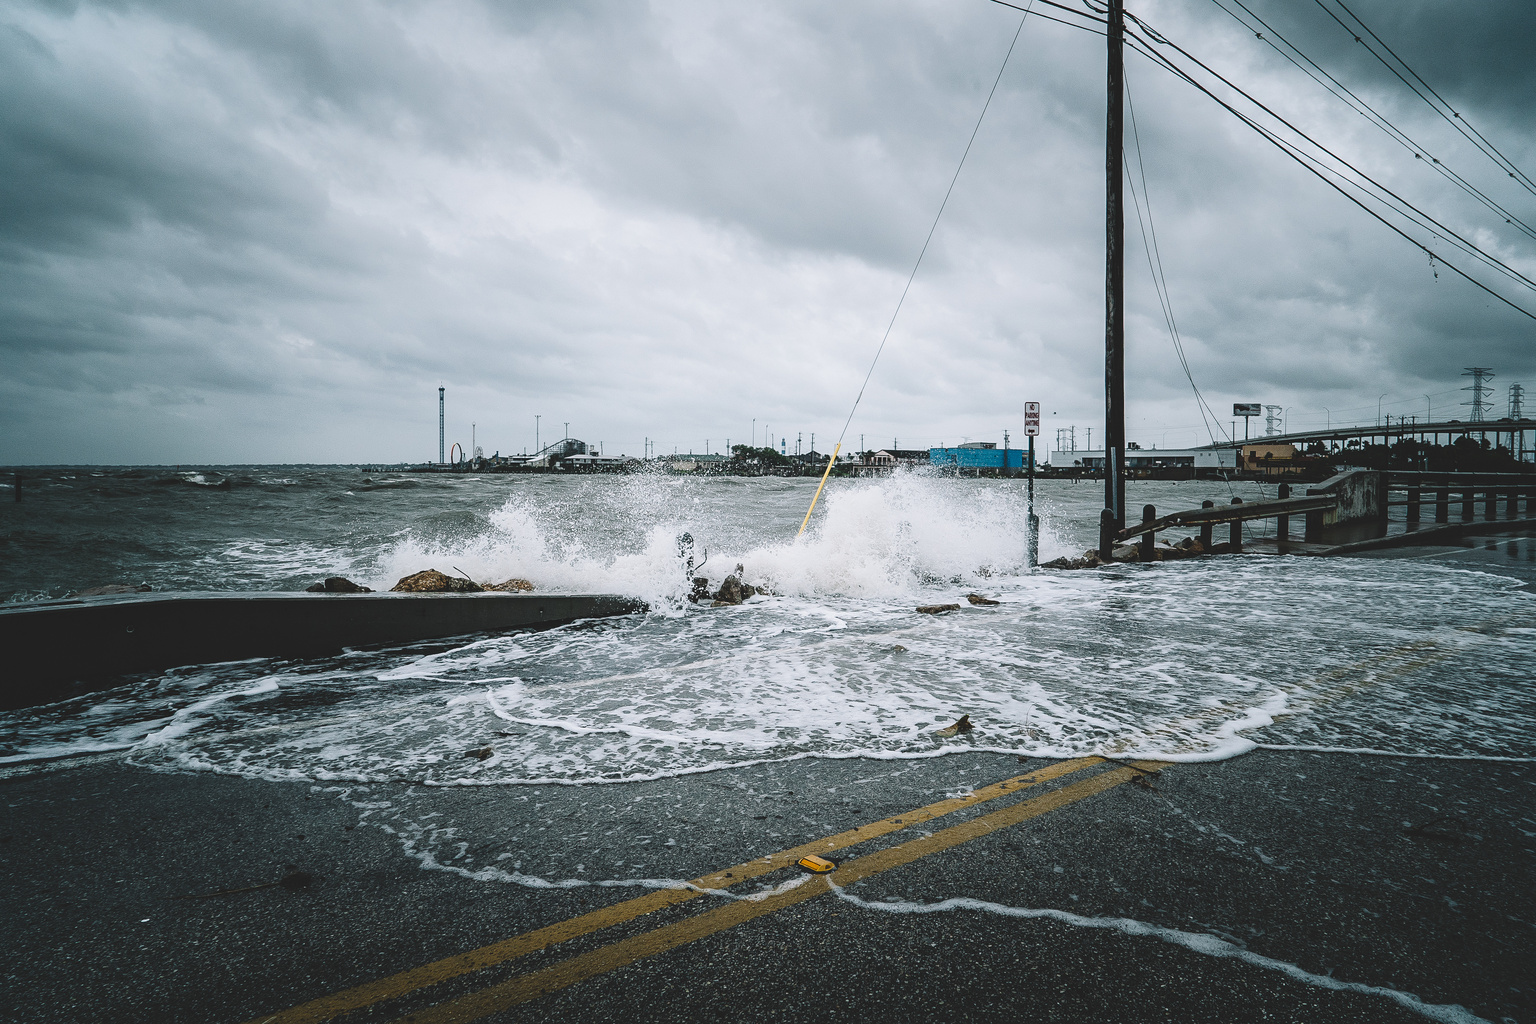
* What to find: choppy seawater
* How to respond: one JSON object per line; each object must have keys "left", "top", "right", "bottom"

{"left": 2, "top": 466, "right": 1534, "bottom": 781}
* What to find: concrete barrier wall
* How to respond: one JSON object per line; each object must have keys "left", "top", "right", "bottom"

{"left": 1305, "top": 469, "right": 1386, "bottom": 544}
{"left": 0, "top": 591, "right": 647, "bottom": 710}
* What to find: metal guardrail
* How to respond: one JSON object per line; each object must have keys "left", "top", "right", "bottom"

{"left": 1110, "top": 472, "right": 1536, "bottom": 561}
{"left": 1117, "top": 493, "right": 1336, "bottom": 541}
{"left": 1384, "top": 476, "right": 1536, "bottom": 526}
{"left": 1111, "top": 488, "right": 1330, "bottom": 556}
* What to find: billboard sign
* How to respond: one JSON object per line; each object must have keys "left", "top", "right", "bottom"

{"left": 1024, "top": 401, "right": 1040, "bottom": 436}
{"left": 1233, "top": 403, "right": 1261, "bottom": 417}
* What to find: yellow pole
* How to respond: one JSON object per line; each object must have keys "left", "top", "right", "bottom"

{"left": 796, "top": 442, "right": 842, "bottom": 539}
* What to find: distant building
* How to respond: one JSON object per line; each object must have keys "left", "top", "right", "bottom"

{"left": 1240, "top": 443, "right": 1299, "bottom": 475}
{"left": 929, "top": 446, "right": 1027, "bottom": 471}
{"left": 1049, "top": 448, "right": 1237, "bottom": 471}
{"left": 864, "top": 449, "right": 931, "bottom": 467}
{"left": 562, "top": 451, "right": 628, "bottom": 470}
{"left": 665, "top": 453, "right": 729, "bottom": 473}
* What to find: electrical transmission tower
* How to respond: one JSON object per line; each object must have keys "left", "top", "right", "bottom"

{"left": 1510, "top": 383, "right": 1525, "bottom": 419}
{"left": 1264, "top": 405, "right": 1283, "bottom": 436}
{"left": 1461, "top": 367, "right": 1495, "bottom": 422}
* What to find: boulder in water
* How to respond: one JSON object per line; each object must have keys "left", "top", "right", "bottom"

{"left": 965, "top": 594, "right": 1000, "bottom": 606}
{"left": 712, "top": 574, "right": 751, "bottom": 605}
{"left": 390, "top": 569, "right": 483, "bottom": 593}
{"left": 1041, "top": 550, "right": 1103, "bottom": 570}
{"left": 305, "top": 577, "right": 372, "bottom": 593}
{"left": 916, "top": 603, "right": 961, "bottom": 615}
{"left": 490, "top": 578, "right": 534, "bottom": 592}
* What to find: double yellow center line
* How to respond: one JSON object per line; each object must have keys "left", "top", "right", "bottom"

{"left": 247, "top": 755, "right": 1162, "bottom": 1024}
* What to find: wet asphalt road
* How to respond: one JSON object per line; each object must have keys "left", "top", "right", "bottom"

{"left": 3, "top": 745, "right": 1532, "bottom": 1024}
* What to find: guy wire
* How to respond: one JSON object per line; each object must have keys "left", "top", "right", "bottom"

{"left": 798, "top": 3, "right": 1035, "bottom": 537}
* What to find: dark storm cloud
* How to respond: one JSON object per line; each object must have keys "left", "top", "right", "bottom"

{"left": 0, "top": 0, "right": 1531, "bottom": 462}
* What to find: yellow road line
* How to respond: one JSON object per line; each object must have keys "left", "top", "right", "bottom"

{"left": 394, "top": 761, "right": 1167, "bottom": 1024}
{"left": 244, "top": 756, "right": 1105, "bottom": 1024}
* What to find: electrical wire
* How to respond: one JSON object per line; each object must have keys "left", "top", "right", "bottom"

{"left": 800, "top": 5, "right": 1036, "bottom": 535}
{"left": 988, "top": 0, "right": 1105, "bottom": 35}
{"left": 1313, "top": 0, "right": 1536, "bottom": 198}
{"left": 1206, "top": 0, "right": 1536, "bottom": 242}
{"left": 1119, "top": 19, "right": 1536, "bottom": 323}
{"left": 1122, "top": 73, "right": 1238, "bottom": 495}
{"left": 1123, "top": 75, "right": 1232, "bottom": 448}
{"left": 1123, "top": 11, "right": 1536, "bottom": 299}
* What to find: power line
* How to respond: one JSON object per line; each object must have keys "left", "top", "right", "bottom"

{"left": 988, "top": 0, "right": 1105, "bottom": 36}
{"left": 1205, "top": 0, "right": 1536, "bottom": 243}
{"left": 1122, "top": 71, "right": 1231, "bottom": 448}
{"left": 1313, "top": 0, "right": 1536, "bottom": 198}
{"left": 1123, "top": 12, "right": 1536, "bottom": 300}
{"left": 824, "top": 4, "right": 1038, "bottom": 484}
{"left": 1120, "top": 18, "right": 1536, "bottom": 323}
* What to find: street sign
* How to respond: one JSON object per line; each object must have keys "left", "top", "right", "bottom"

{"left": 1233, "top": 403, "right": 1261, "bottom": 417}
{"left": 1024, "top": 401, "right": 1040, "bottom": 436}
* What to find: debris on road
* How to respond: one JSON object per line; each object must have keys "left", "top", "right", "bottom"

{"left": 179, "top": 869, "right": 314, "bottom": 900}
{"left": 935, "top": 715, "right": 974, "bottom": 737}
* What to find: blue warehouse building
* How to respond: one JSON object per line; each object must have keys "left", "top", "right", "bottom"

{"left": 928, "top": 443, "right": 1031, "bottom": 471}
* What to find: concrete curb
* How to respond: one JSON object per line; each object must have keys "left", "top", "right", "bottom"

{"left": 0, "top": 591, "right": 647, "bottom": 709}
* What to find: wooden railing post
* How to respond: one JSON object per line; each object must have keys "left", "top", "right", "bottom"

{"left": 1200, "top": 499, "right": 1214, "bottom": 549}
{"left": 1485, "top": 487, "right": 1498, "bottom": 521}
{"left": 1507, "top": 488, "right": 1519, "bottom": 519}
{"left": 1462, "top": 489, "right": 1474, "bottom": 522}
{"left": 1140, "top": 505, "right": 1156, "bottom": 560}
{"left": 1435, "top": 487, "right": 1449, "bottom": 523}
{"left": 1406, "top": 485, "right": 1420, "bottom": 529}
{"left": 1276, "top": 482, "right": 1291, "bottom": 541}
{"left": 1229, "top": 496, "right": 1243, "bottom": 551}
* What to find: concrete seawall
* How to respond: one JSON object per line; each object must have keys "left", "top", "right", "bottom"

{"left": 0, "top": 591, "right": 647, "bottom": 709}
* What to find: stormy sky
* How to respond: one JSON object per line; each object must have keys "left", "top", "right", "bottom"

{"left": 2, "top": 0, "right": 1532, "bottom": 464}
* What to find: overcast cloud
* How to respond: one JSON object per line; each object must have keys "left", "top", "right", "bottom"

{"left": 1, "top": 0, "right": 1532, "bottom": 463}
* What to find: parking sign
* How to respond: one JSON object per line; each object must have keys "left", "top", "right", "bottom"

{"left": 1025, "top": 401, "right": 1040, "bottom": 436}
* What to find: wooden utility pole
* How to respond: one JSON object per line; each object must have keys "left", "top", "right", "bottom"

{"left": 1103, "top": 0, "right": 1126, "bottom": 544}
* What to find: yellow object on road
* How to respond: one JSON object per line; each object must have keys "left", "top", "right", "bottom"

{"left": 796, "top": 855, "right": 837, "bottom": 874}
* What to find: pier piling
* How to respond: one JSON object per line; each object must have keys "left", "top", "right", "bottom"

{"left": 1229, "top": 497, "right": 1243, "bottom": 551}
{"left": 1200, "top": 500, "right": 1214, "bottom": 549}
{"left": 1435, "top": 487, "right": 1449, "bottom": 523}
{"left": 1140, "top": 505, "right": 1156, "bottom": 560}
{"left": 1277, "top": 483, "right": 1291, "bottom": 541}
{"left": 1099, "top": 509, "right": 1116, "bottom": 562}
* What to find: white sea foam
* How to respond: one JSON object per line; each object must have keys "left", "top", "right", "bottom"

{"left": 4, "top": 476, "right": 1533, "bottom": 783}
{"left": 827, "top": 883, "right": 1490, "bottom": 1024}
